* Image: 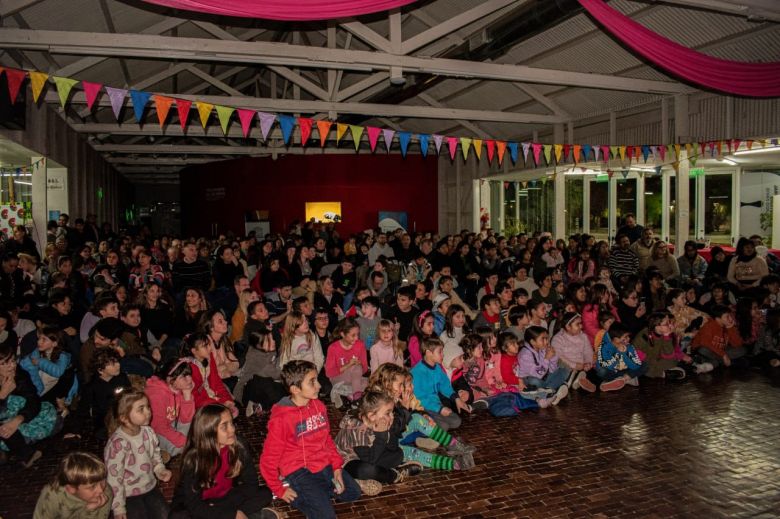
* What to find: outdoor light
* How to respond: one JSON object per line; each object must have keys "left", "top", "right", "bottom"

{"left": 733, "top": 145, "right": 780, "bottom": 156}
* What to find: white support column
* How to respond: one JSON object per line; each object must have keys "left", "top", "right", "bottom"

{"left": 661, "top": 98, "right": 669, "bottom": 144}
{"left": 498, "top": 181, "right": 505, "bottom": 233}
{"left": 608, "top": 175, "right": 617, "bottom": 242}
{"left": 696, "top": 174, "right": 706, "bottom": 240}
{"left": 636, "top": 173, "right": 646, "bottom": 227}
{"left": 455, "top": 158, "right": 462, "bottom": 230}
{"left": 515, "top": 182, "right": 520, "bottom": 226}
{"left": 661, "top": 171, "right": 670, "bottom": 242}
{"left": 583, "top": 179, "right": 591, "bottom": 235}
{"left": 553, "top": 123, "right": 566, "bottom": 240}
{"left": 675, "top": 151, "right": 690, "bottom": 245}
{"left": 31, "top": 156, "right": 47, "bottom": 254}
{"left": 732, "top": 168, "right": 741, "bottom": 246}
{"left": 472, "top": 179, "right": 481, "bottom": 232}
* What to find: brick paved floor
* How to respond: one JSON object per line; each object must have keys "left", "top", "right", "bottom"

{"left": 2, "top": 369, "right": 779, "bottom": 518}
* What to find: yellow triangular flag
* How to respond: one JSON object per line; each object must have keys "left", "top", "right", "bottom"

{"left": 619, "top": 146, "right": 626, "bottom": 161}
{"left": 460, "top": 137, "right": 472, "bottom": 160}
{"left": 674, "top": 144, "right": 681, "bottom": 159}
{"left": 52, "top": 76, "right": 79, "bottom": 108}
{"left": 214, "top": 105, "right": 235, "bottom": 135}
{"left": 543, "top": 144, "right": 552, "bottom": 165}
{"left": 28, "top": 71, "right": 48, "bottom": 103}
{"left": 336, "top": 123, "right": 348, "bottom": 144}
{"left": 196, "top": 102, "right": 214, "bottom": 128}
{"left": 473, "top": 139, "right": 482, "bottom": 160}
{"left": 610, "top": 146, "right": 619, "bottom": 161}
{"left": 349, "top": 125, "right": 364, "bottom": 151}
{"left": 554, "top": 144, "right": 563, "bottom": 163}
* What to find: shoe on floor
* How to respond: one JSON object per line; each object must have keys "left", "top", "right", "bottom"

{"left": 356, "top": 479, "right": 383, "bottom": 496}
{"left": 578, "top": 376, "right": 597, "bottom": 393}
{"left": 572, "top": 371, "right": 587, "bottom": 390}
{"left": 664, "top": 367, "right": 686, "bottom": 381}
{"left": 565, "top": 369, "right": 578, "bottom": 388}
{"left": 453, "top": 452, "right": 475, "bottom": 470}
{"left": 694, "top": 362, "right": 715, "bottom": 374}
{"left": 415, "top": 437, "right": 439, "bottom": 451}
{"left": 537, "top": 396, "right": 553, "bottom": 408}
{"left": 394, "top": 461, "right": 424, "bottom": 482}
{"left": 260, "top": 507, "right": 284, "bottom": 518}
{"left": 471, "top": 398, "right": 489, "bottom": 410}
{"left": 600, "top": 379, "right": 626, "bottom": 392}
{"left": 22, "top": 450, "right": 42, "bottom": 469}
{"left": 550, "top": 384, "right": 568, "bottom": 406}
{"left": 447, "top": 437, "right": 476, "bottom": 455}
{"left": 625, "top": 377, "right": 640, "bottom": 387}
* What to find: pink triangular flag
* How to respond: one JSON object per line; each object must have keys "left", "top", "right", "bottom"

{"left": 532, "top": 143, "right": 542, "bottom": 166}
{"left": 447, "top": 137, "right": 458, "bottom": 160}
{"left": 176, "top": 99, "right": 192, "bottom": 131}
{"left": 601, "top": 145, "right": 610, "bottom": 163}
{"left": 658, "top": 145, "right": 666, "bottom": 162}
{"left": 366, "top": 127, "right": 381, "bottom": 152}
{"left": 732, "top": 139, "right": 741, "bottom": 153}
{"left": 237, "top": 109, "right": 256, "bottom": 138}
{"left": 433, "top": 135, "right": 444, "bottom": 155}
{"left": 486, "top": 140, "right": 495, "bottom": 164}
{"left": 82, "top": 81, "right": 102, "bottom": 111}
{"left": 258, "top": 112, "right": 275, "bottom": 141}
{"left": 298, "top": 118, "right": 313, "bottom": 146}
{"left": 382, "top": 129, "right": 395, "bottom": 152}
{"left": 522, "top": 142, "right": 531, "bottom": 163}
{"left": 104, "top": 87, "right": 127, "bottom": 120}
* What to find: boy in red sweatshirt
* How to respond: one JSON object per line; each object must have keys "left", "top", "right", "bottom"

{"left": 691, "top": 305, "right": 746, "bottom": 368}
{"left": 260, "top": 360, "right": 362, "bottom": 519}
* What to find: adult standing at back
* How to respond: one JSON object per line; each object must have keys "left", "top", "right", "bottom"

{"left": 617, "top": 213, "right": 644, "bottom": 245}
{"left": 172, "top": 241, "right": 212, "bottom": 295}
{"left": 368, "top": 232, "right": 395, "bottom": 266}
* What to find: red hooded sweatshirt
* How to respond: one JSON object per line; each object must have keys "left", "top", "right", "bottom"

{"left": 187, "top": 353, "right": 232, "bottom": 409}
{"left": 259, "top": 396, "right": 344, "bottom": 497}
{"left": 144, "top": 376, "right": 196, "bottom": 450}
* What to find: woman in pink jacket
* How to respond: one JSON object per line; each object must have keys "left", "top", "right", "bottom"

{"left": 145, "top": 357, "right": 196, "bottom": 457}
{"left": 582, "top": 283, "right": 619, "bottom": 346}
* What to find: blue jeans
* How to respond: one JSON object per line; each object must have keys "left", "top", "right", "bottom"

{"left": 523, "top": 366, "right": 571, "bottom": 390}
{"left": 285, "top": 465, "right": 361, "bottom": 519}
{"left": 596, "top": 364, "right": 648, "bottom": 381}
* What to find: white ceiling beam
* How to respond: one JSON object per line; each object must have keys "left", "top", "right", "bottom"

{"left": 645, "top": 0, "right": 780, "bottom": 22}
{"left": 44, "top": 90, "right": 568, "bottom": 124}
{"left": 512, "top": 83, "right": 570, "bottom": 117}
{"left": 417, "top": 93, "right": 487, "bottom": 137}
{"left": 52, "top": 18, "right": 187, "bottom": 77}
{"left": 333, "top": 72, "right": 389, "bottom": 102}
{"left": 401, "top": 0, "right": 523, "bottom": 55}
{"left": 267, "top": 65, "right": 329, "bottom": 101}
{"left": 184, "top": 65, "right": 244, "bottom": 96}
{"left": 340, "top": 21, "right": 392, "bottom": 53}
{"left": 0, "top": 0, "right": 44, "bottom": 17}
{"left": 1, "top": 28, "right": 690, "bottom": 94}
{"left": 105, "top": 156, "right": 216, "bottom": 165}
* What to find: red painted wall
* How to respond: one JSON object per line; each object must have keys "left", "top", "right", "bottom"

{"left": 180, "top": 154, "right": 438, "bottom": 236}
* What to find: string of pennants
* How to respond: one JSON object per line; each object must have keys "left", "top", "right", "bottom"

{"left": 0, "top": 157, "right": 46, "bottom": 176}
{"left": 2, "top": 66, "right": 779, "bottom": 166}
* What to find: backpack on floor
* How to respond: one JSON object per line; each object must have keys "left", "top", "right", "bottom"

{"left": 488, "top": 392, "right": 539, "bottom": 417}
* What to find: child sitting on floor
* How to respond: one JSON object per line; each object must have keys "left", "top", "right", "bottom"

{"left": 33, "top": 452, "right": 113, "bottom": 519}
{"left": 551, "top": 312, "right": 597, "bottom": 393}
{"left": 369, "top": 319, "right": 405, "bottom": 373}
{"left": 597, "top": 322, "right": 648, "bottom": 390}
{"left": 516, "top": 326, "right": 570, "bottom": 406}
{"left": 325, "top": 318, "right": 369, "bottom": 406}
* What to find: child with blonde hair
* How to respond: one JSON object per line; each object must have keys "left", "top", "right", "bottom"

{"left": 369, "top": 319, "right": 405, "bottom": 372}
{"left": 33, "top": 452, "right": 112, "bottom": 519}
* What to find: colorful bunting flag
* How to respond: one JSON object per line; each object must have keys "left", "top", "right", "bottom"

{"left": 298, "top": 117, "right": 312, "bottom": 145}
{"left": 601, "top": 145, "right": 610, "bottom": 163}
{"left": 418, "top": 133, "right": 429, "bottom": 157}
{"left": 258, "top": 112, "right": 276, "bottom": 141}
{"left": 215, "top": 105, "right": 235, "bottom": 135}
{"left": 105, "top": 87, "right": 128, "bottom": 120}
{"left": 336, "top": 123, "right": 348, "bottom": 144}
{"left": 278, "top": 115, "right": 296, "bottom": 145}
{"left": 82, "top": 81, "right": 103, "bottom": 111}
{"left": 460, "top": 137, "right": 472, "bottom": 161}
{"left": 195, "top": 101, "right": 213, "bottom": 128}
{"left": 433, "top": 135, "right": 444, "bottom": 155}
{"left": 747, "top": 140, "right": 754, "bottom": 150}
{"left": 316, "top": 120, "right": 332, "bottom": 147}
{"left": 674, "top": 144, "right": 681, "bottom": 159}
{"left": 28, "top": 71, "right": 48, "bottom": 103}
{"left": 382, "top": 129, "right": 396, "bottom": 152}
{"left": 129, "top": 90, "right": 152, "bottom": 123}
{"left": 398, "top": 132, "right": 411, "bottom": 158}
{"left": 3, "top": 69, "right": 26, "bottom": 104}
{"left": 176, "top": 99, "right": 192, "bottom": 131}
{"left": 554, "top": 144, "right": 563, "bottom": 163}
{"left": 543, "top": 144, "right": 552, "bottom": 165}
{"left": 731, "top": 139, "right": 741, "bottom": 153}
{"left": 496, "top": 141, "right": 506, "bottom": 165}
{"left": 641, "top": 145, "right": 650, "bottom": 162}
{"left": 610, "top": 145, "right": 619, "bottom": 162}
{"left": 486, "top": 140, "right": 495, "bottom": 164}
{"left": 582, "top": 145, "right": 592, "bottom": 162}
{"left": 621, "top": 169, "right": 629, "bottom": 179}
{"left": 238, "top": 109, "right": 256, "bottom": 138}
{"left": 593, "top": 145, "right": 601, "bottom": 162}
{"left": 658, "top": 145, "right": 666, "bottom": 162}
{"left": 473, "top": 139, "right": 482, "bottom": 161}
{"left": 522, "top": 142, "right": 530, "bottom": 163}
{"left": 349, "top": 125, "right": 364, "bottom": 151}
{"left": 447, "top": 137, "right": 458, "bottom": 161}
{"left": 52, "top": 76, "right": 79, "bottom": 108}
{"left": 573, "top": 145, "right": 581, "bottom": 163}
{"left": 508, "top": 142, "right": 518, "bottom": 165}
{"left": 532, "top": 143, "right": 542, "bottom": 166}
{"left": 619, "top": 146, "right": 627, "bottom": 162}
{"left": 563, "top": 144, "right": 572, "bottom": 162}
{"left": 153, "top": 95, "right": 174, "bottom": 128}
{"left": 366, "top": 127, "right": 381, "bottom": 152}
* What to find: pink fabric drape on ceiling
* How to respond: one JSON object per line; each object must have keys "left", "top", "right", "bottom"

{"left": 578, "top": 0, "right": 780, "bottom": 98}
{"left": 142, "top": 0, "right": 418, "bottom": 21}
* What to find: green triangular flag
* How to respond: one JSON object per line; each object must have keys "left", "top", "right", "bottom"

{"left": 543, "top": 144, "right": 552, "bottom": 165}
{"left": 460, "top": 137, "right": 472, "bottom": 161}
{"left": 52, "top": 76, "right": 79, "bottom": 108}
{"left": 215, "top": 105, "right": 236, "bottom": 135}
{"left": 349, "top": 125, "right": 364, "bottom": 151}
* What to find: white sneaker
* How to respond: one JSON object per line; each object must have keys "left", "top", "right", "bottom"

{"left": 537, "top": 397, "right": 553, "bottom": 408}
{"left": 695, "top": 362, "right": 714, "bottom": 374}
{"left": 550, "top": 384, "right": 568, "bottom": 406}
{"left": 245, "top": 401, "right": 255, "bottom": 418}
{"left": 625, "top": 377, "right": 640, "bottom": 387}
{"left": 572, "top": 371, "right": 587, "bottom": 390}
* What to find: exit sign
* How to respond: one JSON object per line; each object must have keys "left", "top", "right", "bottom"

{"left": 690, "top": 168, "right": 704, "bottom": 178}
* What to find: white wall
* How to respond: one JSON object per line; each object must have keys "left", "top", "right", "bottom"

{"left": 740, "top": 171, "right": 780, "bottom": 239}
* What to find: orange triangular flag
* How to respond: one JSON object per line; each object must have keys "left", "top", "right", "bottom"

{"left": 473, "top": 139, "right": 482, "bottom": 161}
{"left": 316, "top": 120, "right": 332, "bottom": 147}
{"left": 496, "top": 141, "right": 507, "bottom": 165}
{"left": 153, "top": 95, "right": 174, "bottom": 128}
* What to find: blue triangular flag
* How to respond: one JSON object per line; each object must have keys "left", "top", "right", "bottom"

{"left": 129, "top": 90, "right": 152, "bottom": 123}
{"left": 654, "top": 166, "right": 662, "bottom": 176}
{"left": 278, "top": 115, "right": 295, "bottom": 145}
{"left": 582, "top": 144, "right": 593, "bottom": 161}
{"left": 508, "top": 142, "right": 519, "bottom": 165}
{"left": 418, "top": 134, "right": 430, "bottom": 158}
{"left": 398, "top": 132, "right": 411, "bottom": 158}
{"left": 641, "top": 145, "right": 650, "bottom": 163}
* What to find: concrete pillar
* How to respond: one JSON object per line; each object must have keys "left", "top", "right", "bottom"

{"left": 661, "top": 98, "right": 670, "bottom": 144}
{"left": 674, "top": 95, "right": 690, "bottom": 244}
{"left": 472, "top": 179, "right": 481, "bottom": 232}
{"left": 31, "top": 157, "right": 47, "bottom": 254}
{"left": 455, "top": 158, "right": 462, "bottom": 231}
{"left": 553, "top": 123, "right": 566, "bottom": 240}
{"left": 636, "top": 173, "right": 646, "bottom": 227}
{"left": 661, "top": 171, "right": 670, "bottom": 242}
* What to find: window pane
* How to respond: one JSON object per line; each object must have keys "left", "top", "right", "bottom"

{"left": 589, "top": 179, "right": 608, "bottom": 240}
{"left": 705, "top": 174, "right": 732, "bottom": 244}
{"left": 644, "top": 176, "right": 662, "bottom": 233}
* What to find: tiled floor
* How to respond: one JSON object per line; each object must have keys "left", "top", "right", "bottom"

{"left": 2, "top": 369, "right": 779, "bottom": 519}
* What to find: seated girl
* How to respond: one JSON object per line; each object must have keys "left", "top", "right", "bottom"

{"left": 550, "top": 312, "right": 597, "bottom": 392}
{"left": 19, "top": 326, "right": 78, "bottom": 416}
{"left": 516, "top": 326, "right": 570, "bottom": 406}
{"left": 325, "top": 318, "right": 368, "bottom": 406}
{"left": 369, "top": 319, "right": 405, "bottom": 373}
{"left": 233, "top": 329, "right": 287, "bottom": 414}
{"left": 633, "top": 312, "right": 706, "bottom": 380}
{"left": 183, "top": 333, "right": 238, "bottom": 417}
{"left": 145, "top": 358, "right": 196, "bottom": 457}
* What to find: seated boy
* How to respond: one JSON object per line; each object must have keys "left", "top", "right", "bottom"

{"left": 596, "top": 322, "right": 648, "bottom": 390}
{"left": 410, "top": 338, "right": 470, "bottom": 431}
{"left": 260, "top": 360, "right": 363, "bottom": 519}
{"left": 472, "top": 295, "right": 502, "bottom": 331}
{"left": 33, "top": 451, "right": 113, "bottom": 519}
{"left": 691, "top": 304, "right": 746, "bottom": 368}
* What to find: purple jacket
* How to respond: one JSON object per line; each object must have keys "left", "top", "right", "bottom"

{"left": 516, "top": 345, "right": 559, "bottom": 379}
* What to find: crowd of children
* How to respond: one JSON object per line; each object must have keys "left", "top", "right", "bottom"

{"left": 0, "top": 214, "right": 774, "bottom": 518}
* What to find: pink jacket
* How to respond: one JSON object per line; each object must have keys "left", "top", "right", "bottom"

{"left": 582, "top": 304, "right": 619, "bottom": 346}
{"left": 145, "top": 376, "right": 195, "bottom": 450}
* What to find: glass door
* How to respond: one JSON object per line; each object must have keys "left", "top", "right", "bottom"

{"left": 704, "top": 173, "right": 733, "bottom": 246}
{"left": 616, "top": 177, "right": 638, "bottom": 231}
{"left": 589, "top": 177, "right": 609, "bottom": 240}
